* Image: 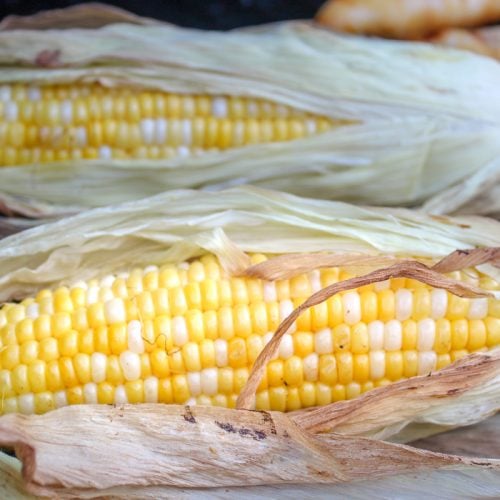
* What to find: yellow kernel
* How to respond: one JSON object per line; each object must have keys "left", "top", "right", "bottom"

{"left": 186, "top": 310, "right": 204, "bottom": 343}
{"left": 182, "top": 342, "right": 202, "bottom": 372}
{"left": 351, "top": 322, "right": 369, "bottom": 354}
{"left": 336, "top": 352, "right": 353, "bottom": 384}
{"left": 316, "top": 383, "right": 332, "bottom": 406}
{"left": 346, "top": 382, "right": 361, "bottom": 400}
{"left": 451, "top": 319, "right": 468, "bottom": 350}
{"left": 332, "top": 384, "right": 346, "bottom": 401}
{"left": 403, "top": 351, "right": 418, "bottom": 378}
{"left": 106, "top": 355, "right": 124, "bottom": 386}
{"left": 172, "top": 374, "right": 190, "bottom": 403}
{"left": 46, "top": 360, "right": 63, "bottom": 392}
{"left": 16, "top": 319, "right": 34, "bottom": 344}
{"left": 233, "top": 367, "right": 249, "bottom": 393}
{"left": 293, "top": 331, "right": 314, "bottom": 357}
{"left": 434, "top": 319, "right": 451, "bottom": 354}
{"left": 327, "top": 295, "right": 343, "bottom": 327}
{"left": 74, "top": 353, "right": 91, "bottom": 384}
{"left": 38, "top": 337, "right": 58, "bottom": 362}
{"left": 267, "top": 360, "right": 284, "bottom": 387}
{"left": 125, "top": 380, "right": 144, "bottom": 404}
{"left": 286, "top": 387, "right": 301, "bottom": 411}
{"left": 228, "top": 337, "right": 247, "bottom": 369}
{"left": 269, "top": 387, "right": 287, "bottom": 411}
{"left": 413, "top": 289, "right": 431, "bottom": 320}
{"left": 486, "top": 317, "right": 500, "bottom": 347}
{"left": 158, "top": 378, "right": 173, "bottom": 403}
{"left": 67, "top": 386, "right": 84, "bottom": 405}
{"left": 385, "top": 352, "right": 403, "bottom": 381}
{"left": 436, "top": 354, "right": 451, "bottom": 370}
{"left": 27, "top": 360, "right": 46, "bottom": 393}
{"left": 333, "top": 324, "right": 351, "bottom": 352}
{"left": 402, "top": 320, "right": 417, "bottom": 350}
{"left": 97, "top": 382, "right": 115, "bottom": 404}
{"left": 11, "top": 365, "right": 30, "bottom": 394}
{"left": 59, "top": 357, "right": 78, "bottom": 387}
{"left": 353, "top": 354, "right": 369, "bottom": 382}
{"left": 467, "top": 320, "right": 486, "bottom": 351}
{"left": 34, "top": 392, "right": 55, "bottom": 414}
{"left": 284, "top": 356, "right": 303, "bottom": 387}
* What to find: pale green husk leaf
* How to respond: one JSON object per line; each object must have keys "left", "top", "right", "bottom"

{"left": 0, "top": 13, "right": 499, "bottom": 216}
{"left": 1, "top": 186, "right": 499, "bottom": 302}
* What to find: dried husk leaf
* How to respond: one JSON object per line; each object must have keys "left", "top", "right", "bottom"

{"left": 1, "top": 401, "right": 500, "bottom": 499}
{"left": 0, "top": 5, "right": 499, "bottom": 217}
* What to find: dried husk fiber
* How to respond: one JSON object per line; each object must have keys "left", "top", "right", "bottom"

{"left": 0, "top": 186, "right": 500, "bottom": 497}
{"left": 0, "top": 4, "right": 499, "bottom": 221}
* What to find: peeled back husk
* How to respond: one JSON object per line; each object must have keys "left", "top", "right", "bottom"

{"left": 0, "top": 4, "right": 499, "bottom": 219}
{"left": 0, "top": 185, "right": 500, "bottom": 497}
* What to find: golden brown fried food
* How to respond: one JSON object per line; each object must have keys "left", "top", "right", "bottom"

{"left": 316, "top": 0, "right": 500, "bottom": 39}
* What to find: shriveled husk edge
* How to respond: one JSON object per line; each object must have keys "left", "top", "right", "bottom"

{"left": 1, "top": 186, "right": 500, "bottom": 497}
{"left": 0, "top": 5, "right": 499, "bottom": 217}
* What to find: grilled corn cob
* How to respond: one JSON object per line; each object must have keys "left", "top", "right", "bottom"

{"left": 0, "top": 83, "right": 336, "bottom": 166}
{"left": 1, "top": 253, "right": 499, "bottom": 415}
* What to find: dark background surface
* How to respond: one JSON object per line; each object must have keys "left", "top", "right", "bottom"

{"left": 0, "top": 0, "right": 325, "bottom": 29}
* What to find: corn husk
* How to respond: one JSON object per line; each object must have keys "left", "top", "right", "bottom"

{"left": 0, "top": 4, "right": 499, "bottom": 220}
{"left": 1, "top": 186, "right": 500, "bottom": 497}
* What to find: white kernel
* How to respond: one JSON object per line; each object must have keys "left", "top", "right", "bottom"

{"left": 468, "top": 298, "right": 488, "bottom": 320}
{"left": 395, "top": 289, "right": 413, "bottom": 321}
{"left": 303, "top": 353, "right": 319, "bottom": 381}
{"left": 233, "top": 120, "right": 244, "bottom": 145}
{"left": 127, "top": 320, "right": 145, "bottom": 353}
{"left": 75, "top": 126, "right": 87, "bottom": 147}
{"left": 278, "top": 333, "right": 294, "bottom": 359}
{"left": 417, "top": 319, "right": 436, "bottom": 351}
{"left": 18, "top": 393, "right": 35, "bottom": 415}
{"left": 4, "top": 102, "right": 18, "bottom": 121}
{"left": 343, "top": 291, "right": 361, "bottom": 325}
{"left": 275, "top": 104, "right": 289, "bottom": 118}
{"left": 39, "top": 126, "right": 50, "bottom": 143}
{"left": 314, "top": 328, "right": 333, "bottom": 354}
{"left": 305, "top": 119, "right": 317, "bottom": 135}
{"left": 177, "top": 146, "right": 191, "bottom": 158}
{"left": 431, "top": 289, "right": 448, "bottom": 319}
{"left": 369, "top": 351, "right": 385, "bottom": 380}
{"left": 83, "top": 382, "right": 98, "bottom": 404}
{"left": 72, "top": 280, "right": 88, "bottom": 290}
{"left": 418, "top": 351, "right": 437, "bottom": 375}
{"left": 309, "top": 270, "right": 322, "bottom": 293}
{"left": 279, "top": 299, "right": 296, "bottom": 334}
{"left": 144, "top": 265, "right": 159, "bottom": 274}
{"left": 99, "top": 287, "right": 114, "bottom": 303}
{"left": 214, "top": 338, "right": 228, "bottom": 367}
{"left": 2, "top": 397, "right": 18, "bottom": 414}
{"left": 0, "top": 85, "right": 11, "bottom": 101}
{"left": 187, "top": 372, "right": 202, "bottom": 396}
{"left": 374, "top": 280, "right": 390, "bottom": 292}
{"left": 100, "top": 275, "right": 115, "bottom": 288}
{"left": 105, "top": 298, "right": 126, "bottom": 324}
{"left": 61, "top": 100, "right": 73, "bottom": 124}
{"left": 26, "top": 303, "right": 40, "bottom": 319}
{"left": 140, "top": 118, "right": 154, "bottom": 145}
{"left": 155, "top": 118, "right": 167, "bottom": 144}
{"left": 263, "top": 281, "right": 277, "bottom": 302}
{"left": 384, "top": 320, "right": 402, "bottom": 351}
{"left": 178, "top": 262, "right": 190, "bottom": 270}
{"left": 212, "top": 97, "right": 227, "bottom": 118}
{"left": 144, "top": 376, "right": 159, "bottom": 403}
{"left": 368, "top": 321, "right": 384, "bottom": 350}
{"left": 247, "top": 101, "right": 259, "bottom": 117}
{"left": 99, "top": 145, "right": 112, "bottom": 160}
{"left": 182, "top": 119, "right": 192, "bottom": 146}
{"left": 186, "top": 397, "right": 197, "bottom": 406}
{"left": 119, "top": 351, "right": 141, "bottom": 381}
{"left": 114, "top": 385, "right": 128, "bottom": 404}
{"left": 172, "top": 316, "right": 188, "bottom": 346}
{"left": 201, "top": 368, "right": 218, "bottom": 396}
{"left": 54, "top": 390, "right": 68, "bottom": 408}
{"left": 91, "top": 352, "right": 107, "bottom": 383}
{"left": 86, "top": 286, "right": 99, "bottom": 305}
{"left": 28, "top": 86, "right": 41, "bottom": 101}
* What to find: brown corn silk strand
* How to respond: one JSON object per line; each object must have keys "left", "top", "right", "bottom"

{"left": 237, "top": 248, "right": 500, "bottom": 410}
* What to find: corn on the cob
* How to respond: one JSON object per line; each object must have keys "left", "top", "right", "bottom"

{"left": 0, "top": 83, "right": 337, "bottom": 166}
{"left": 1, "top": 253, "right": 498, "bottom": 416}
